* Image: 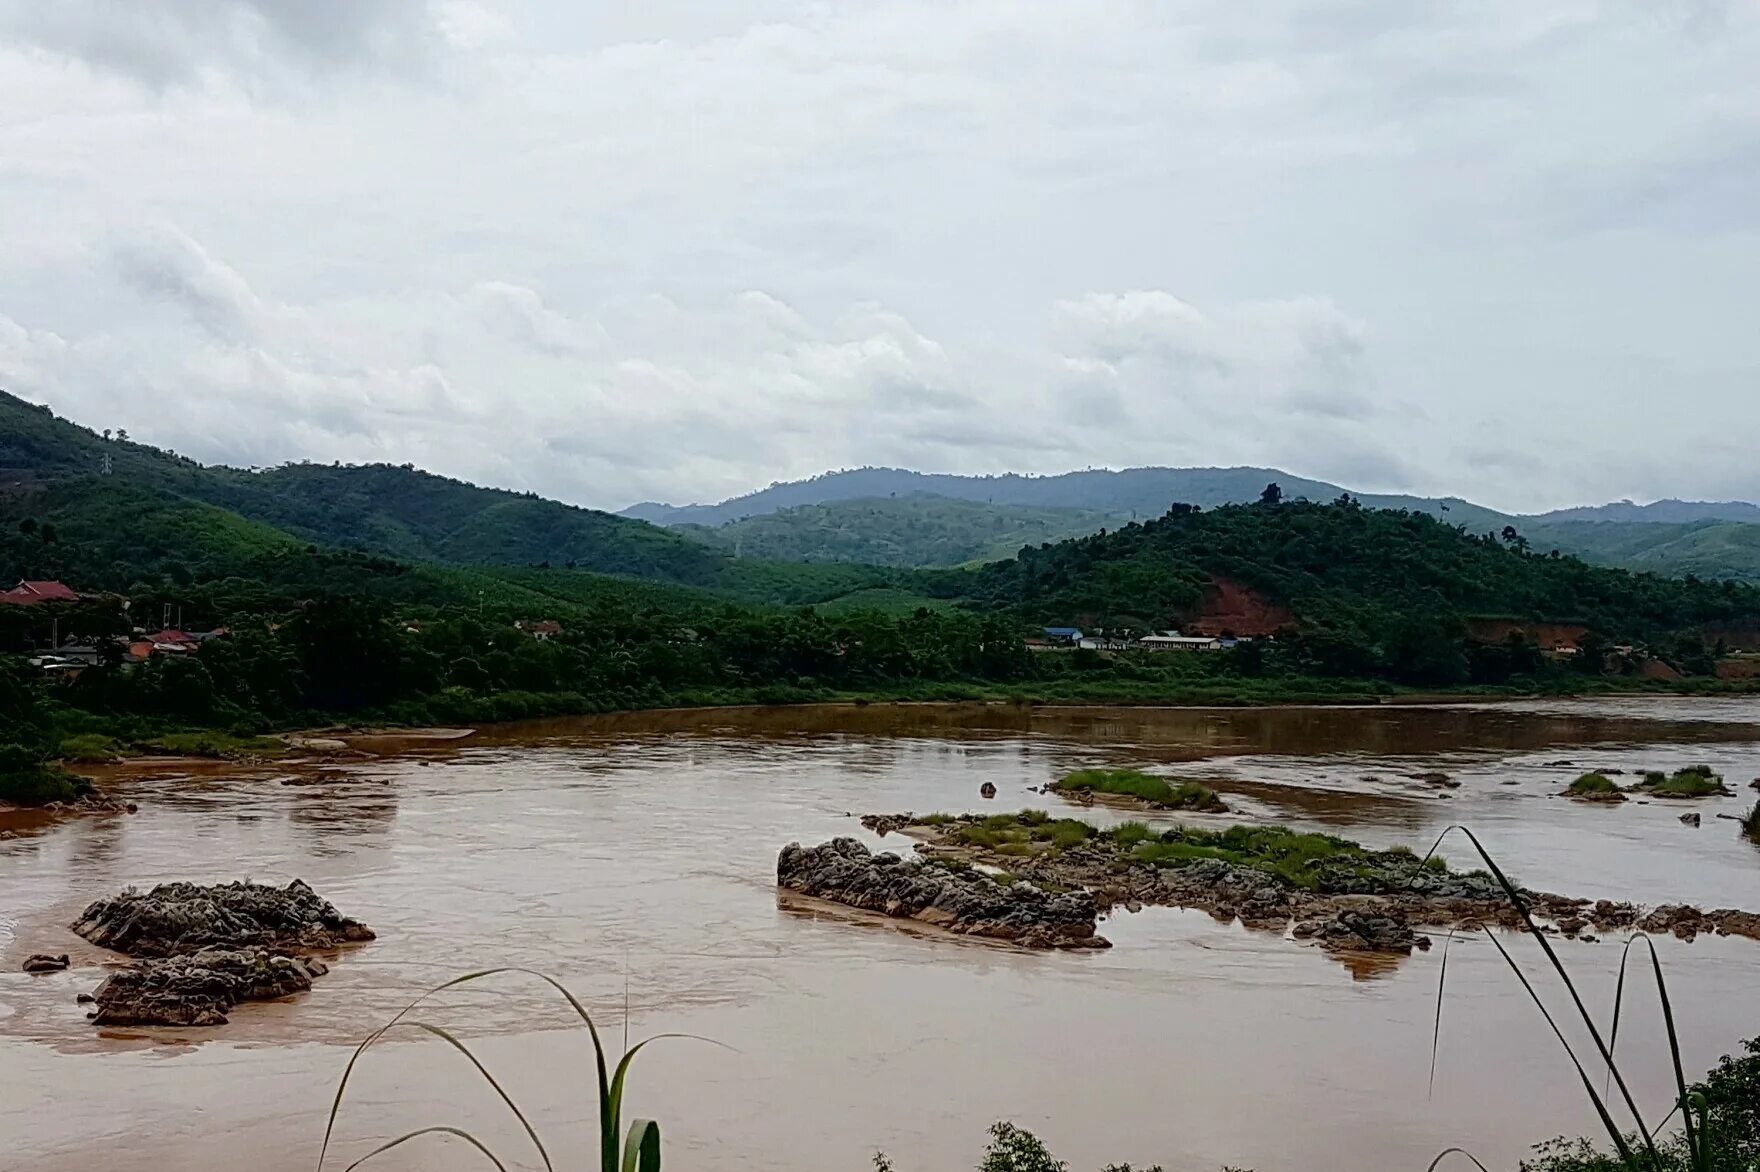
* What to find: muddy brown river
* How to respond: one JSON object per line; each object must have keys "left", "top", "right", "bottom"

{"left": 4, "top": 699, "right": 1760, "bottom": 1171}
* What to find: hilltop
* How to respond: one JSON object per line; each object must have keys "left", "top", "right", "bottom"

{"left": 953, "top": 498, "right": 1760, "bottom": 683}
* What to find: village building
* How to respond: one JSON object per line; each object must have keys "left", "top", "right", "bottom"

{"left": 517, "top": 619, "right": 563, "bottom": 640}
{"left": 0, "top": 579, "right": 80, "bottom": 606}
{"left": 1138, "top": 633, "right": 1226, "bottom": 652}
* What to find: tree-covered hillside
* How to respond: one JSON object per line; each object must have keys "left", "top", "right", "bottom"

{"left": 957, "top": 498, "right": 1760, "bottom": 680}
{"left": 0, "top": 391, "right": 725, "bottom": 584}
{"left": 680, "top": 495, "right": 1121, "bottom": 567}
{"left": 1517, "top": 519, "right": 1760, "bottom": 583}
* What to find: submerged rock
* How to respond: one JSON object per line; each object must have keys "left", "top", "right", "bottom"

{"left": 23, "top": 953, "right": 70, "bottom": 973}
{"left": 1299, "top": 909, "right": 1431, "bottom": 954}
{"left": 87, "top": 948, "right": 326, "bottom": 1026}
{"left": 71, "top": 879, "right": 374, "bottom": 958}
{"left": 1638, "top": 905, "right": 1760, "bottom": 942}
{"left": 777, "top": 838, "right": 1108, "bottom": 949}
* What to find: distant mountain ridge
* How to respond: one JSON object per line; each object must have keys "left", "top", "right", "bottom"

{"left": 621, "top": 466, "right": 1501, "bottom": 528}
{"left": 1539, "top": 499, "right": 1760, "bottom": 524}
{"left": 621, "top": 465, "right": 1760, "bottom": 531}
{"left": 623, "top": 467, "right": 1760, "bottom": 581}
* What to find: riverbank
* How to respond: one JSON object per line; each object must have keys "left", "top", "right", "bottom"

{"left": 14, "top": 672, "right": 1760, "bottom": 810}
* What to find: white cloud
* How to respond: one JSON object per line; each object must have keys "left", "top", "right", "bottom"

{"left": 0, "top": 0, "right": 459, "bottom": 91}
{"left": 2, "top": 1, "right": 1759, "bottom": 513}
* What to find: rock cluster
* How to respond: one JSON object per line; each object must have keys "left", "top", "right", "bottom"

{"left": 72, "top": 879, "right": 374, "bottom": 957}
{"left": 852, "top": 812, "right": 1760, "bottom": 961}
{"left": 778, "top": 838, "right": 1109, "bottom": 949}
{"left": 22, "top": 953, "right": 70, "bottom": 973}
{"left": 1637, "top": 904, "right": 1760, "bottom": 942}
{"left": 87, "top": 948, "right": 329, "bottom": 1027}
{"left": 1294, "top": 909, "right": 1431, "bottom": 954}
{"left": 69, "top": 879, "right": 371, "bottom": 1027}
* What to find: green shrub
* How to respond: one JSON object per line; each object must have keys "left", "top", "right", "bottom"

{"left": 1112, "top": 820, "right": 1152, "bottom": 847}
{"left": 1565, "top": 772, "right": 1625, "bottom": 800}
{"left": 58, "top": 733, "right": 123, "bottom": 763}
{"left": 0, "top": 744, "right": 90, "bottom": 805}
{"left": 1643, "top": 767, "right": 1730, "bottom": 798}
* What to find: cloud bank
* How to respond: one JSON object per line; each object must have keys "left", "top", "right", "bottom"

{"left": 1, "top": 1, "right": 1757, "bottom": 511}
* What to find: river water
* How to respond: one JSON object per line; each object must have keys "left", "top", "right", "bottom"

{"left": 3, "top": 699, "right": 1759, "bottom": 1172}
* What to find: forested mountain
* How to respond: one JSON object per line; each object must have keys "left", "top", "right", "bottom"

{"left": 0, "top": 391, "right": 726, "bottom": 585}
{"left": 1517, "top": 519, "right": 1760, "bottom": 583}
{"left": 679, "top": 495, "right": 1120, "bottom": 567}
{"left": 955, "top": 499, "right": 1760, "bottom": 680}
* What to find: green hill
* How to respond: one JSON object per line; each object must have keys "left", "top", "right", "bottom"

{"left": 956, "top": 499, "right": 1760, "bottom": 682}
{"left": 0, "top": 390, "right": 725, "bottom": 584}
{"left": 0, "top": 392, "right": 934, "bottom": 607}
{"left": 1517, "top": 519, "right": 1760, "bottom": 583}
{"left": 679, "top": 495, "right": 1121, "bottom": 567}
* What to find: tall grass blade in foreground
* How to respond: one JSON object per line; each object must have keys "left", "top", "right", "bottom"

{"left": 315, "top": 967, "right": 713, "bottom": 1172}
{"left": 1423, "top": 826, "right": 1711, "bottom": 1171}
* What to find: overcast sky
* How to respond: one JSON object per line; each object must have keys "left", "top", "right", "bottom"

{"left": 1, "top": 1, "right": 1756, "bottom": 513}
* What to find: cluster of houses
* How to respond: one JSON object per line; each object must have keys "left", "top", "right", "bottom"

{"left": 4, "top": 579, "right": 232, "bottom": 675}
{"left": 1030, "top": 627, "right": 1252, "bottom": 653}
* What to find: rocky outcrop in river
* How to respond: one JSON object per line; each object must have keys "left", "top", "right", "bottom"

{"left": 778, "top": 838, "right": 1109, "bottom": 949}
{"left": 87, "top": 948, "right": 330, "bottom": 1026}
{"left": 857, "top": 812, "right": 1760, "bottom": 957}
{"left": 72, "top": 879, "right": 374, "bottom": 957}
{"left": 69, "top": 879, "right": 371, "bottom": 1026}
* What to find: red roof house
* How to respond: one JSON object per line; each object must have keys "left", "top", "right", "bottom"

{"left": 0, "top": 580, "right": 80, "bottom": 606}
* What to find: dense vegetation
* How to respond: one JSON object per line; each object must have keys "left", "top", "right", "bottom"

{"left": 955, "top": 498, "right": 1760, "bottom": 684}
{"left": 0, "top": 392, "right": 728, "bottom": 581}
{"left": 679, "top": 494, "right": 1119, "bottom": 567}
{"left": 942, "top": 811, "right": 1454, "bottom": 891}
{"left": 1521, "top": 518, "right": 1760, "bottom": 584}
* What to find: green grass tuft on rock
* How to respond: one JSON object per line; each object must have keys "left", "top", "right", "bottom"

{"left": 943, "top": 812, "right": 1467, "bottom": 893}
{"left": 1051, "top": 768, "right": 1228, "bottom": 812}
{"left": 1565, "top": 772, "right": 1626, "bottom": 801}
{"left": 1639, "top": 766, "right": 1731, "bottom": 798}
